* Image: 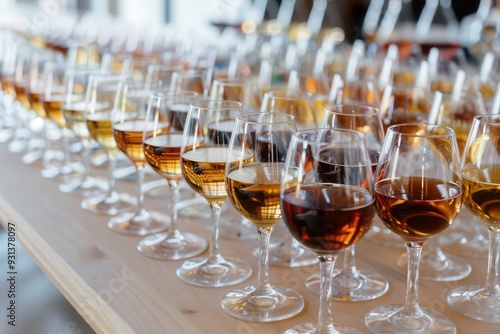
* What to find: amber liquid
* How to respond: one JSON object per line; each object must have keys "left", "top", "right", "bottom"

{"left": 226, "top": 162, "right": 295, "bottom": 227}
{"left": 43, "top": 95, "right": 67, "bottom": 128}
{"left": 375, "top": 177, "right": 463, "bottom": 241}
{"left": 13, "top": 81, "right": 31, "bottom": 109}
{"left": 144, "top": 133, "right": 183, "bottom": 181}
{"left": 282, "top": 184, "right": 374, "bottom": 254}
{"left": 463, "top": 165, "right": 500, "bottom": 227}
{"left": 441, "top": 102, "right": 480, "bottom": 156}
{"left": 86, "top": 114, "right": 116, "bottom": 154}
{"left": 28, "top": 90, "right": 46, "bottom": 118}
{"left": 182, "top": 147, "right": 238, "bottom": 202}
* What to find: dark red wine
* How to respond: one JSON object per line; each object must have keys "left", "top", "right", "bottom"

{"left": 317, "top": 148, "right": 377, "bottom": 184}
{"left": 255, "top": 131, "right": 292, "bottom": 162}
{"left": 282, "top": 184, "right": 375, "bottom": 254}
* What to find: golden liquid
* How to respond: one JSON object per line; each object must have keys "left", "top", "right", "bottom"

{"left": 144, "top": 133, "right": 184, "bottom": 181}
{"left": 114, "top": 120, "right": 168, "bottom": 166}
{"left": 63, "top": 101, "right": 89, "bottom": 139}
{"left": 463, "top": 165, "right": 500, "bottom": 227}
{"left": 13, "top": 81, "right": 31, "bottom": 109}
{"left": 182, "top": 147, "right": 239, "bottom": 202}
{"left": 1, "top": 77, "right": 16, "bottom": 98}
{"left": 265, "top": 98, "right": 316, "bottom": 128}
{"left": 441, "top": 102, "right": 479, "bottom": 156}
{"left": 86, "top": 114, "right": 116, "bottom": 154}
{"left": 28, "top": 90, "right": 46, "bottom": 118}
{"left": 43, "top": 95, "right": 67, "bottom": 128}
{"left": 226, "top": 162, "right": 294, "bottom": 227}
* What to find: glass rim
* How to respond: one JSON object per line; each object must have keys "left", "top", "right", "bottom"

{"left": 189, "top": 99, "right": 242, "bottom": 110}
{"left": 473, "top": 114, "right": 500, "bottom": 123}
{"left": 236, "top": 111, "right": 295, "bottom": 125}
{"left": 324, "top": 104, "right": 380, "bottom": 115}
{"left": 387, "top": 123, "right": 456, "bottom": 138}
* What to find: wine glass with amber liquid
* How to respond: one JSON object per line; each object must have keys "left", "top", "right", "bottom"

{"left": 365, "top": 123, "right": 464, "bottom": 333}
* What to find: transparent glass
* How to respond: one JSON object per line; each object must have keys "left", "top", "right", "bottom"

{"left": 81, "top": 74, "right": 135, "bottom": 215}
{"left": 176, "top": 100, "right": 252, "bottom": 286}
{"left": 137, "top": 91, "right": 207, "bottom": 260}
{"left": 282, "top": 128, "right": 374, "bottom": 334}
{"left": 107, "top": 78, "right": 169, "bottom": 235}
{"left": 365, "top": 123, "right": 463, "bottom": 333}
{"left": 221, "top": 112, "right": 304, "bottom": 322}
{"left": 447, "top": 114, "right": 500, "bottom": 323}
{"left": 314, "top": 104, "right": 389, "bottom": 301}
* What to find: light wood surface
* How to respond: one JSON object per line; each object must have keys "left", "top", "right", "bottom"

{"left": 0, "top": 143, "right": 498, "bottom": 334}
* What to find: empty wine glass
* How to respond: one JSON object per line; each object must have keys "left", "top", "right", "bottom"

{"left": 176, "top": 100, "right": 252, "bottom": 286}
{"left": 137, "top": 91, "right": 207, "bottom": 259}
{"left": 221, "top": 112, "right": 304, "bottom": 322}
{"left": 282, "top": 128, "right": 374, "bottom": 334}
{"left": 365, "top": 123, "right": 464, "bottom": 333}
{"left": 310, "top": 104, "right": 389, "bottom": 301}
{"left": 447, "top": 114, "right": 500, "bottom": 323}
{"left": 108, "top": 78, "right": 169, "bottom": 235}
{"left": 82, "top": 74, "right": 135, "bottom": 215}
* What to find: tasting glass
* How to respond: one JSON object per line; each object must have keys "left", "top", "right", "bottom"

{"left": 176, "top": 100, "right": 252, "bottom": 286}
{"left": 282, "top": 128, "right": 374, "bottom": 334}
{"left": 314, "top": 104, "right": 389, "bottom": 301}
{"left": 137, "top": 91, "right": 207, "bottom": 259}
{"left": 365, "top": 123, "right": 463, "bottom": 333}
{"left": 82, "top": 74, "right": 135, "bottom": 215}
{"left": 108, "top": 78, "right": 169, "bottom": 235}
{"left": 145, "top": 63, "right": 183, "bottom": 91}
{"left": 210, "top": 77, "right": 262, "bottom": 240}
{"left": 221, "top": 112, "right": 304, "bottom": 322}
{"left": 447, "top": 114, "right": 500, "bottom": 323}
{"left": 258, "top": 89, "right": 319, "bottom": 267}
{"left": 169, "top": 68, "right": 213, "bottom": 97}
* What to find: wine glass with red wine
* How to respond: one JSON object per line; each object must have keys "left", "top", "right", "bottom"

{"left": 365, "top": 123, "right": 464, "bottom": 333}
{"left": 281, "top": 128, "right": 375, "bottom": 334}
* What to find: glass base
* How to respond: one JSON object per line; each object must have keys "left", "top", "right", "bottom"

{"left": 448, "top": 231, "right": 489, "bottom": 259}
{"left": 137, "top": 231, "right": 207, "bottom": 260}
{"left": 221, "top": 285, "right": 304, "bottom": 322}
{"left": 219, "top": 217, "right": 258, "bottom": 240}
{"left": 285, "top": 322, "right": 365, "bottom": 334}
{"left": 22, "top": 147, "right": 44, "bottom": 165}
{"left": 306, "top": 269, "right": 389, "bottom": 301}
{"left": 8, "top": 136, "right": 29, "bottom": 153}
{"left": 267, "top": 242, "right": 319, "bottom": 267}
{"left": 107, "top": 210, "right": 169, "bottom": 236}
{"left": 58, "top": 175, "right": 108, "bottom": 197}
{"left": 397, "top": 252, "right": 471, "bottom": 282}
{"left": 447, "top": 285, "right": 500, "bottom": 324}
{"left": 365, "top": 305, "right": 456, "bottom": 333}
{"left": 81, "top": 191, "right": 135, "bottom": 216}
{"left": 176, "top": 256, "right": 252, "bottom": 287}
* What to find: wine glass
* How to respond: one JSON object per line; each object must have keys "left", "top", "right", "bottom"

{"left": 365, "top": 123, "right": 464, "bottom": 333}
{"left": 258, "top": 89, "right": 319, "bottom": 267}
{"left": 311, "top": 104, "right": 389, "bottom": 301}
{"left": 282, "top": 128, "right": 374, "bottom": 334}
{"left": 447, "top": 114, "right": 500, "bottom": 323}
{"left": 210, "top": 77, "right": 262, "bottom": 240}
{"left": 108, "top": 78, "right": 169, "bottom": 235}
{"left": 176, "top": 100, "right": 252, "bottom": 286}
{"left": 82, "top": 74, "right": 135, "bottom": 215}
{"left": 137, "top": 91, "right": 207, "bottom": 259}
{"left": 221, "top": 112, "right": 304, "bottom": 321}
{"left": 169, "top": 68, "right": 213, "bottom": 97}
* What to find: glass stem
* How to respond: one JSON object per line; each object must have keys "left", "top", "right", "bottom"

{"left": 255, "top": 226, "right": 273, "bottom": 295}
{"left": 483, "top": 227, "right": 500, "bottom": 297}
{"left": 165, "top": 180, "right": 181, "bottom": 239}
{"left": 61, "top": 128, "right": 72, "bottom": 178}
{"left": 106, "top": 153, "right": 117, "bottom": 197}
{"left": 135, "top": 164, "right": 147, "bottom": 216}
{"left": 341, "top": 245, "right": 360, "bottom": 278}
{"left": 402, "top": 241, "right": 424, "bottom": 317}
{"left": 208, "top": 201, "right": 224, "bottom": 264}
{"left": 316, "top": 255, "right": 338, "bottom": 334}
{"left": 81, "top": 138, "right": 91, "bottom": 180}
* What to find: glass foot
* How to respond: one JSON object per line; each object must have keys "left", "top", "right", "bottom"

{"left": 253, "top": 242, "right": 318, "bottom": 267}
{"left": 58, "top": 175, "right": 108, "bottom": 198}
{"left": 221, "top": 285, "right": 304, "bottom": 322}
{"left": 176, "top": 256, "right": 252, "bottom": 287}
{"left": 397, "top": 252, "right": 471, "bottom": 282}
{"left": 447, "top": 285, "right": 500, "bottom": 324}
{"left": 81, "top": 191, "right": 135, "bottom": 216}
{"left": 219, "top": 217, "right": 258, "bottom": 240}
{"left": 365, "top": 304, "right": 456, "bottom": 333}
{"left": 137, "top": 231, "right": 207, "bottom": 260}
{"left": 285, "top": 322, "right": 365, "bottom": 334}
{"left": 108, "top": 210, "right": 169, "bottom": 236}
{"left": 306, "top": 269, "right": 389, "bottom": 301}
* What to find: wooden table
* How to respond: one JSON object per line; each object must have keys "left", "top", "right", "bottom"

{"left": 0, "top": 142, "right": 498, "bottom": 334}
